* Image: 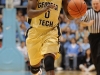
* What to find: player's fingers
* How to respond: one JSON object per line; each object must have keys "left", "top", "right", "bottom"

{"left": 54, "top": 5, "right": 57, "bottom": 9}
{"left": 47, "top": 4, "right": 55, "bottom": 9}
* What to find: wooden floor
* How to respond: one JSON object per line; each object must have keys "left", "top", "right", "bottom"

{"left": 27, "top": 70, "right": 96, "bottom": 75}
{"left": 55, "top": 71, "right": 96, "bottom": 75}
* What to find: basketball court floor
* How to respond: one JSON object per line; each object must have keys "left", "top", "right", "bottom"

{"left": 29, "top": 70, "right": 96, "bottom": 75}
{"left": 55, "top": 71, "right": 96, "bottom": 75}
{"left": 25, "top": 70, "right": 96, "bottom": 75}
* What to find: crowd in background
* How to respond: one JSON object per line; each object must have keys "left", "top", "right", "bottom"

{"left": 0, "top": 0, "right": 95, "bottom": 72}
{"left": 56, "top": 13, "right": 95, "bottom": 72}
{"left": 0, "top": 0, "right": 28, "bottom": 6}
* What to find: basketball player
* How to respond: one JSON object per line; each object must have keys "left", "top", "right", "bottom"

{"left": 79, "top": 0, "right": 100, "bottom": 75}
{"left": 26, "top": 0, "right": 75, "bottom": 75}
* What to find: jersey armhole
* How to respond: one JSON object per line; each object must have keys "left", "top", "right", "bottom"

{"left": 27, "top": 18, "right": 32, "bottom": 24}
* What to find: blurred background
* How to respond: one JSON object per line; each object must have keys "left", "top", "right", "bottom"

{"left": 0, "top": 0, "right": 96, "bottom": 75}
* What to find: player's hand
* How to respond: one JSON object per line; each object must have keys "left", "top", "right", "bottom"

{"left": 88, "top": 20, "right": 94, "bottom": 26}
{"left": 46, "top": 4, "right": 57, "bottom": 11}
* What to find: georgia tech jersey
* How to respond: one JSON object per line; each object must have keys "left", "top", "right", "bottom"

{"left": 28, "top": 0, "right": 62, "bottom": 29}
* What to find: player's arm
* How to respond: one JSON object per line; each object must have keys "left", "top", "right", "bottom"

{"left": 62, "top": 0, "right": 74, "bottom": 20}
{"left": 27, "top": 0, "right": 47, "bottom": 18}
{"left": 75, "top": 18, "right": 92, "bottom": 27}
{"left": 80, "top": 20, "right": 94, "bottom": 27}
{"left": 27, "top": 0, "right": 55, "bottom": 18}
{"left": 80, "top": 12, "right": 94, "bottom": 27}
{"left": 76, "top": 10, "right": 94, "bottom": 27}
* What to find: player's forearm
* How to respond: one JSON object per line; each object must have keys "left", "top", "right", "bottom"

{"left": 62, "top": 0, "right": 69, "bottom": 16}
{"left": 62, "top": 0, "right": 74, "bottom": 20}
{"left": 80, "top": 21, "right": 89, "bottom": 27}
{"left": 27, "top": 8, "right": 47, "bottom": 18}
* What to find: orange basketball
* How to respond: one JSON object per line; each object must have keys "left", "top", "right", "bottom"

{"left": 67, "top": 0, "right": 87, "bottom": 18}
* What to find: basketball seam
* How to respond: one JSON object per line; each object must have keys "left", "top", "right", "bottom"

{"left": 80, "top": 0, "right": 82, "bottom": 11}
{"left": 73, "top": 0, "right": 82, "bottom": 16}
{"left": 70, "top": 8, "right": 86, "bottom": 16}
{"left": 68, "top": 12, "right": 81, "bottom": 15}
{"left": 80, "top": 5, "right": 87, "bottom": 13}
{"left": 68, "top": 6, "right": 79, "bottom": 12}
{"left": 68, "top": 3, "right": 86, "bottom": 14}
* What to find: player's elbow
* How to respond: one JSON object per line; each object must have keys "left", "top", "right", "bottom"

{"left": 27, "top": 14, "right": 32, "bottom": 19}
{"left": 27, "top": 11, "right": 37, "bottom": 18}
{"left": 27, "top": 9, "right": 35, "bottom": 18}
{"left": 27, "top": 12, "right": 33, "bottom": 18}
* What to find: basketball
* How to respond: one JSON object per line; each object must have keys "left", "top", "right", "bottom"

{"left": 67, "top": 0, "right": 87, "bottom": 18}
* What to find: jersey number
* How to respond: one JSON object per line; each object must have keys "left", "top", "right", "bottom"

{"left": 45, "top": 11, "right": 50, "bottom": 18}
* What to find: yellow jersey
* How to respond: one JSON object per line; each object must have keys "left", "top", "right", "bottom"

{"left": 28, "top": 0, "right": 62, "bottom": 30}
